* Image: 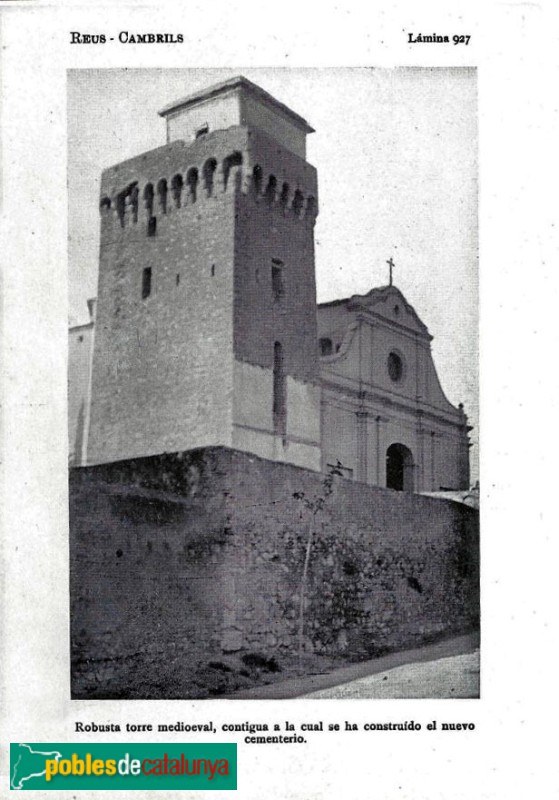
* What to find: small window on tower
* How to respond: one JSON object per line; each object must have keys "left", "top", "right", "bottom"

{"left": 271, "top": 259, "right": 284, "bottom": 301}
{"left": 142, "top": 267, "right": 152, "bottom": 299}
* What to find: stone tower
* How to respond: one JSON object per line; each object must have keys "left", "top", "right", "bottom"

{"left": 86, "top": 77, "right": 322, "bottom": 469}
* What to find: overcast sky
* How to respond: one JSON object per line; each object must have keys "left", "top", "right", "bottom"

{"left": 68, "top": 67, "right": 478, "bottom": 477}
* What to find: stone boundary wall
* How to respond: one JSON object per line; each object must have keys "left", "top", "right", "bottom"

{"left": 70, "top": 447, "right": 479, "bottom": 698}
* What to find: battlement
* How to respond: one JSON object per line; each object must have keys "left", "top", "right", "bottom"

{"left": 99, "top": 126, "right": 318, "bottom": 236}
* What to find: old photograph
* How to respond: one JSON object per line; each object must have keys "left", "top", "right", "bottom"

{"left": 67, "top": 67, "right": 479, "bottom": 700}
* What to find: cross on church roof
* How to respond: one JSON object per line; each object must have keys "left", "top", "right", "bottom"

{"left": 387, "top": 257, "right": 395, "bottom": 286}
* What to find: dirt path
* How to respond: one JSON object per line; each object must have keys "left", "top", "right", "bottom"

{"left": 228, "top": 631, "right": 480, "bottom": 700}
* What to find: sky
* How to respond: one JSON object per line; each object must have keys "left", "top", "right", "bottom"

{"left": 67, "top": 67, "right": 478, "bottom": 477}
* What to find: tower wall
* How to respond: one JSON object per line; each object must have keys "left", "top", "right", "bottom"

{"left": 231, "top": 127, "right": 321, "bottom": 469}
{"left": 86, "top": 120, "right": 321, "bottom": 470}
{"left": 233, "top": 128, "right": 318, "bottom": 381}
{"left": 87, "top": 133, "right": 248, "bottom": 465}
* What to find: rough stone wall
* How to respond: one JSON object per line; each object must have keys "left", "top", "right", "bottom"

{"left": 70, "top": 447, "right": 479, "bottom": 698}
{"left": 86, "top": 125, "right": 320, "bottom": 469}
{"left": 70, "top": 451, "right": 231, "bottom": 698}
{"left": 221, "top": 449, "right": 478, "bottom": 659}
{"left": 87, "top": 129, "right": 253, "bottom": 466}
{"left": 87, "top": 193, "right": 236, "bottom": 464}
{"left": 233, "top": 126, "right": 319, "bottom": 384}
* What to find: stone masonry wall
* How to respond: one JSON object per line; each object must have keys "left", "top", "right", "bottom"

{"left": 87, "top": 131, "right": 250, "bottom": 466}
{"left": 70, "top": 447, "right": 479, "bottom": 698}
{"left": 222, "top": 450, "right": 478, "bottom": 660}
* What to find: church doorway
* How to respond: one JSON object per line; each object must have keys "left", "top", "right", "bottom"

{"left": 386, "top": 443, "right": 414, "bottom": 491}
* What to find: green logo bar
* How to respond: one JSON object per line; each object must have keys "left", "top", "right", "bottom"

{"left": 10, "top": 743, "right": 237, "bottom": 790}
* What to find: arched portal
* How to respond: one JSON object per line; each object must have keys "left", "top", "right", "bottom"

{"left": 386, "top": 443, "right": 414, "bottom": 491}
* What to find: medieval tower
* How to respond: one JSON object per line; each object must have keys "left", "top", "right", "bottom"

{"left": 69, "top": 74, "right": 478, "bottom": 699}
{"left": 86, "top": 77, "right": 321, "bottom": 470}
{"left": 71, "top": 74, "right": 471, "bottom": 491}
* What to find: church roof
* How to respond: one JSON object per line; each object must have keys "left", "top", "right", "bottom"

{"left": 318, "top": 285, "right": 432, "bottom": 339}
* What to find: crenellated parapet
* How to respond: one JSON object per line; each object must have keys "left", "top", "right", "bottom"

{"left": 246, "top": 163, "right": 317, "bottom": 220}
{"left": 99, "top": 151, "right": 244, "bottom": 230}
{"left": 99, "top": 126, "right": 318, "bottom": 235}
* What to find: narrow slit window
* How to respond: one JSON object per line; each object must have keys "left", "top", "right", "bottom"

{"left": 271, "top": 259, "right": 284, "bottom": 301}
{"left": 142, "top": 267, "right": 152, "bottom": 299}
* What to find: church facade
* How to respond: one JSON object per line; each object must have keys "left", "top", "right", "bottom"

{"left": 69, "top": 76, "right": 471, "bottom": 493}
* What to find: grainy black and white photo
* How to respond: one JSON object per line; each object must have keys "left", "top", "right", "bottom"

{"left": 67, "top": 68, "right": 479, "bottom": 700}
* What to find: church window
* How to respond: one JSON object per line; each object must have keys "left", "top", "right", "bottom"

{"left": 273, "top": 341, "right": 286, "bottom": 437}
{"left": 211, "top": 264, "right": 215, "bottom": 277}
{"left": 319, "top": 337, "right": 333, "bottom": 356}
{"left": 387, "top": 351, "right": 404, "bottom": 382}
{"left": 147, "top": 216, "right": 157, "bottom": 237}
{"left": 306, "top": 195, "right": 316, "bottom": 218}
{"left": 142, "top": 267, "right": 152, "bottom": 299}
{"left": 271, "top": 259, "right": 284, "bottom": 301}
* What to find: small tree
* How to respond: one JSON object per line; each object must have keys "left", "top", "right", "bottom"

{"left": 293, "top": 461, "right": 344, "bottom": 669}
